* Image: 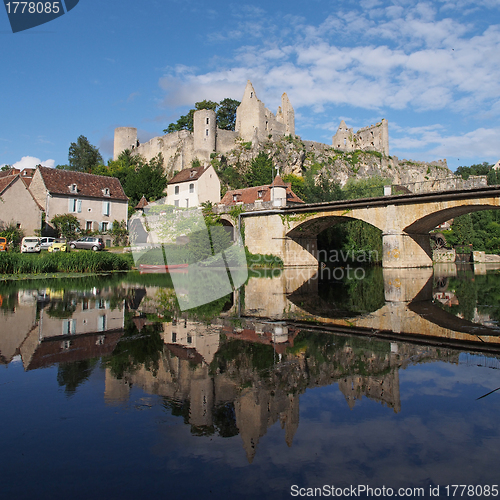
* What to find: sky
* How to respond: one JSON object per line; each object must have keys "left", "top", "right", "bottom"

{"left": 1, "top": 0, "right": 499, "bottom": 173}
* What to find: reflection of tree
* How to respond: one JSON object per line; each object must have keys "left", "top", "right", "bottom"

{"left": 46, "top": 299, "right": 76, "bottom": 319}
{"left": 103, "top": 313, "right": 164, "bottom": 379}
{"left": 307, "top": 267, "right": 385, "bottom": 316}
{"left": 57, "top": 359, "right": 98, "bottom": 395}
{"left": 211, "top": 337, "right": 276, "bottom": 375}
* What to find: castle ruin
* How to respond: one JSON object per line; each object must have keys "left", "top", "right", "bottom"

{"left": 114, "top": 80, "right": 389, "bottom": 174}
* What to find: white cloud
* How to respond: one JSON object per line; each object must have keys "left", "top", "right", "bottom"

{"left": 11, "top": 156, "right": 55, "bottom": 170}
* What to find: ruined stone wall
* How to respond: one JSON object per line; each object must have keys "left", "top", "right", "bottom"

{"left": 215, "top": 128, "right": 239, "bottom": 154}
{"left": 332, "top": 119, "right": 389, "bottom": 156}
{"left": 235, "top": 81, "right": 290, "bottom": 144}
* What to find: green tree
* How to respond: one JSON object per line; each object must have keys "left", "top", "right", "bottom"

{"left": 301, "top": 163, "right": 342, "bottom": 203}
{"left": 247, "top": 152, "right": 274, "bottom": 186}
{"left": 66, "top": 135, "right": 103, "bottom": 172}
{"left": 51, "top": 214, "right": 81, "bottom": 239}
{"left": 1, "top": 165, "right": 11, "bottom": 172}
{"left": 217, "top": 98, "right": 240, "bottom": 131}
{"left": 451, "top": 214, "right": 475, "bottom": 245}
{"left": 164, "top": 98, "right": 240, "bottom": 134}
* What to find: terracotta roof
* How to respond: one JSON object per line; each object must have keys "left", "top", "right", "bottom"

{"left": 0, "top": 175, "right": 17, "bottom": 195}
{"left": 37, "top": 166, "right": 128, "bottom": 201}
{"left": 135, "top": 195, "right": 149, "bottom": 209}
{"left": 168, "top": 166, "right": 207, "bottom": 185}
{"left": 220, "top": 178, "right": 304, "bottom": 206}
{"left": 273, "top": 174, "right": 287, "bottom": 187}
{"left": 0, "top": 168, "right": 20, "bottom": 178}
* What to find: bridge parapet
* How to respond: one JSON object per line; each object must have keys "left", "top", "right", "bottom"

{"left": 392, "top": 175, "right": 487, "bottom": 195}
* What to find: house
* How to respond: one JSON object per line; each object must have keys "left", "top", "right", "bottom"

{"left": 29, "top": 166, "right": 128, "bottom": 233}
{"left": 166, "top": 164, "right": 220, "bottom": 208}
{"left": 220, "top": 175, "right": 304, "bottom": 207}
{"left": 0, "top": 170, "right": 44, "bottom": 235}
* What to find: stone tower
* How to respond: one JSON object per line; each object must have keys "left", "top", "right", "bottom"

{"left": 193, "top": 108, "right": 217, "bottom": 161}
{"left": 276, "top": 93, "right": 295, "bottom": 136}
{"left": 113, "top": 127, "right": 137, "bottom": 160}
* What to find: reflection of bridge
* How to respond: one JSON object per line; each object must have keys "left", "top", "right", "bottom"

{"left": 241, "top": 266, "right": 500, "bottom": 351}
{"left": 237, "top": 186, "right": 500, "bottom": 268}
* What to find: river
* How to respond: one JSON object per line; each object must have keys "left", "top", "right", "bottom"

{"left": 1, "top": 263, "right": 500, "bottom": 499}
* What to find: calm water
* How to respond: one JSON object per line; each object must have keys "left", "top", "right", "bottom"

{"left": 1, "top": 264, "right": 500, "bottom": 499}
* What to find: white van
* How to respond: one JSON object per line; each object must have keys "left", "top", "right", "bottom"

{"left": 21, "top": 237, "right": 41, "bottom": 253}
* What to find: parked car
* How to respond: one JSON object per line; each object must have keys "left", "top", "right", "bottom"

{"left": 69, "top": 237, "right": 104, "bottom": 251}
{"left": 48, "top": 239, "right": 69, "bottom": 252}
{"left": 0, "top": 237, "right": 7, "bottom": 252}
{"left": 21, "top": 237, "right": 41, "bottom": 253}
{"left": 39, "top": 237, "right": 56, "bottom": 250}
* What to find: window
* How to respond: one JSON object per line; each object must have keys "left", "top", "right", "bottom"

{"left": 175, "top": 185, "right": 179, "bottom": 195}
{"left": 190, "top": 170, "right": 196, "bottom": 178}
{"left": 187, "top": 335, "right": 192, "bottom": 344}
{"left": 101, "top": 222, "right": 109, "bottom": 231}
{"left": 206, "top": 117, "right": 209, "bottom": 125}
{"left": 95, "top": 335, "right": 105, "bottom": 346}
{"left": 174, "top": 200, "right": 179, "bottom": 207}
{"left": 86, "top": 221, "right": 93, "bottom": 231}
{"left": 70, "top": 184, "right": 77, "bottom": 193}
{"left": 97, "top": 315, "right": 106, "bottom": 332}
{"left": 206, "top": 129, "right": 209, "bottom": 136}
{"left": 102, "top": 201, "right": 110, "bottom": 216}
{"left": 185, "top": 199, "right": 189, "bottom": 208}
{"left": 69, "top": 199, "right": 82, "bottom": 213}
{"left": 62, "top": 319, "right": 76, "bottom": 335}
{"left": 233, "top": 194, "right": 239, "bottom": 202}
{"left": 258, "top": 190, "right": 264, "bottom": 198}
{"left": 172, "top": 332, "right": 177, "bottom": 343}
{"left": 102, "top": 188, "right": 110, "bottom": 196}
{"left": 189, "top": 183, "right": 194, "bottom": 193}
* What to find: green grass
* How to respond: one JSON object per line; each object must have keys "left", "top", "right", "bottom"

{"left": 0, "top": 251, "right": 132, "bottom": 274}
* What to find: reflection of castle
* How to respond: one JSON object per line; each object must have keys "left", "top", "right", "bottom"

{"left": 104, "top": 308, "right": 460, "bottom": 462}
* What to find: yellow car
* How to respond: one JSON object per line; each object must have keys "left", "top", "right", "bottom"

{"left": 48, "top": 238, "right": 69, "bottom": 253}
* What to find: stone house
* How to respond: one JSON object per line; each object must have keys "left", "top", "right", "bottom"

{"left": 0, "top": 170, "right": 44, "bottom": 235}
{"left": 165, "top": 165, "right": 220, "bottom": 208}
{"left": 29, "top": 166, "right": 128, "bottom": 233}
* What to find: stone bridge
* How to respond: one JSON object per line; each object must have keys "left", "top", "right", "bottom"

{"left": 234, "top": 185, "right": 500, "bottom": 268}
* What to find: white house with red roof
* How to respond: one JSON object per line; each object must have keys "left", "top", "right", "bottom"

{"left": 165, "top": 165, "right": 220, "bottom": 208}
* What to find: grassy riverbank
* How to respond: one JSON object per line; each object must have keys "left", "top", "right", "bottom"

{"left": 0, "top": 252, "right": 132, "bottom": 275}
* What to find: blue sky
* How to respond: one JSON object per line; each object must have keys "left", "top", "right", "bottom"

{"left": 1, "top": 0, "right": 499, "bottom": 172}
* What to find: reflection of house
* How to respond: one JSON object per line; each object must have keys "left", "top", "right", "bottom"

{"left": 19, "top": 295, "right": 125, "bottom": 370}
{"left": 0, "top": 169, "right": 44, "bottom": 234}
{"left": 433, "top": 291, "right": 459, "bottom": 307}
{"left": 163, "top": 318, "right": 221, "bottom": 365}
{"left": 220, "top": 175, "right": 304, "bottom": 208}
{"left": 165, "top": 165, "right": 220, "bottom": 208}
{"left": 28, "top": 166, "right": 128, "bottom": 233}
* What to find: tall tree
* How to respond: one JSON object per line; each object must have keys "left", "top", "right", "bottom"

{"left": 217, "top": 98, "right": 240, "bottom": 131}
{"left": 164, "top": 98, "right": 240, "bottom": 134}
{"left": 67, "top": 135, "right": 103, "bottom": 172}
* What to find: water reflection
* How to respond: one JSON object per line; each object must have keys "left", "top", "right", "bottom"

{"left": 1, "top": 265, "right": 500, "bottom": 492}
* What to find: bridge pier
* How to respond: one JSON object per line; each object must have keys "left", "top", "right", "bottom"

{"left": 382, "top": 232, "right": 433, "bottom": 268}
